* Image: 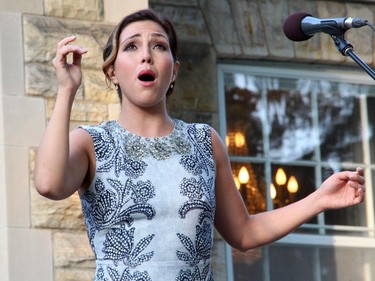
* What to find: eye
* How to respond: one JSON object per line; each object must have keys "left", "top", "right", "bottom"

{"left": 153, "top": 43, "right": 167, "bottom": 51}
{"left": 124, "top": 43, "right": 137, "bottom": 51}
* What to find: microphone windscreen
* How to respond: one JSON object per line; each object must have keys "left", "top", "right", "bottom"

{"left": 283, "top": 12, "right": 313, "bottom": 41}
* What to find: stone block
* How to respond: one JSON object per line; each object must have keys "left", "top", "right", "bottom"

{"left": 55, "top": 268, "right": 94, "bottom": 281}
{"left": 53, "top": 231, "right": 95, "bottom": 268}
{"left": 230, "top": 0, "right": 268, "bottom": 58}
{"left": 104, "top": 0, "right": 148, "bottom": 23}
{"left": 0, "top": 229, "right": 10, "bottom": 280}
{"left": 44, "top": 0, "right": 64, "bottom": 17}
{"left": 258, "top": 0, "right": 294, "bottom": 59}
{"left": 25, "top": 63, "right": 59, "bottom": 97}
{"left": 83, "top": 69, "right": 118, "bottom": 103}
{"left": 0, "top": 12, "right": 25, "bottom": 96}
{"left": 4, "top": 146, "right": 31, "bottom": 228}
{"left": 8, "top": 228, "right": 53, "bottom": 280}
{"left": 152, "top": 5, "right": 211, "bottom": 44}
{"left": 45, "top": 0, "right": 102, "bottom": 21}
{"left": 0, "top": 0, "right": 43, "bottom": 14}
{"left": 23, "top": 15, "right": 113, "bottom": 67}
{"left": 26, "top": 64, "right": 83, "bottom": 99}
{"left": 31, "top": 186, "right": 86, "bottom": 230}
{"left": 174, "top": 42, "right": 217, "bottom": 112}
{"left": 200, "top": 0, "right": 242, "bottom": 56}
{"left": 0, "top": 148, "right": 5, "bottom": 229}
{"left": 3, "top": 96, "right": 45, "bottom": 147}
{"left": 346, "top": 3, "right": 374, "bottom": 65}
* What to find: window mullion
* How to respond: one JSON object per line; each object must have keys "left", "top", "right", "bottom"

{"left": 360, "top": 95, "right": 375, "bottom": 236}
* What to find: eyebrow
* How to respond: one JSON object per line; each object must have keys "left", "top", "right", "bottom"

{"left": 120, "top": 32, "right": 169, "bottom": 46}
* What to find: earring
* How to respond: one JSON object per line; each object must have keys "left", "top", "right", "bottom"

{"left": 115, "top": 84, "right": 119, "bottom": 90}
{"left": 170, "top": 83, "right": 174, "bottom": 89}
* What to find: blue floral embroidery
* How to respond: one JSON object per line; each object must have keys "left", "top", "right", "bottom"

{"left": 180, "top": 126, "right": 214, "bottom": 177}
{"left": 85, "top": 127, "right": 116, "bottom": 161}
{"left": 176, "top": 221, "right": 212, "bottom": 265}
{"left": 176, "top": 263, "right": 213, "bottom": 281}
{"left": 179, "top": 177, "right": 215, "bottom": 224}
{"left": 131, "top": 180, "right": 156, "bottom": 203}
{"left": 180, "top": 177, "right": 204, "bottom": 200}
{"left": 107, "top": 178, "right": 156, "bottom": 227}
{"left": 107, "top": 267, "right": 152, "bottom": 281}
{"left": 103, "top": 226, "right": 155, "bottom": 267}
{"left": 97, "top": 148, "right": 148, "bottom": 179}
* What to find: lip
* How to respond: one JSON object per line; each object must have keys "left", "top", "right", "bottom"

{"left": 137, "top": 69, "right": 156, "bottom": 87}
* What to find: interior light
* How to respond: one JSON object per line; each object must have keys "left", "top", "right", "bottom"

{"left": 270, "top": 183, "right": 277, "bottom": 199}
{"left": 287, "top": 175, "right": 299, "bottom": 193}
{"left": 275, "top": 168, "right": 287, "bottom": 186}
{"left": 238, "top": 166, "right": 250, "bottom": 184}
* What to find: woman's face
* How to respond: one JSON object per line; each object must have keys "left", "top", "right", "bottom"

{"left": 110, "top": 20, "right": 179, "bottom": 109}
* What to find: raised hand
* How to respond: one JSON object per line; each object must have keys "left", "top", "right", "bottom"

{"left": 317, "top": 167, "right": 366, "bottom": 210}
{"left": 52, "top": 36, "right": 88, "bottom": 95}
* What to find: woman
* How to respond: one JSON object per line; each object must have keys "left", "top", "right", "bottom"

{"left": 34, "top": 9, "right": 365, "bottom": 281}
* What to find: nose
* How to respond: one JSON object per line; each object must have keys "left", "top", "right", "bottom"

{"left": 141, "top": 48, "right": 152, "bottom": 64}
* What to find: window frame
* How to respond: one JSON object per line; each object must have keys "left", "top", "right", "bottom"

{"left": 217, "top": 63, "right": 375, "bottom": 280}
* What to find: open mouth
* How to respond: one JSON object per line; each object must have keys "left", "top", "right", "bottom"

{"left": 138, "top": 70, "right": 156, "bottom": 82}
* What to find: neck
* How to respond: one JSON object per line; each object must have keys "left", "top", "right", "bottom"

{"left": 117, "top": 109, "right": 174, "bottom": 138}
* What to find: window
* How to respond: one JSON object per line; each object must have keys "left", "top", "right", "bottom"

{"left": 217, "top": 63, "right": 375, "bottom": 281}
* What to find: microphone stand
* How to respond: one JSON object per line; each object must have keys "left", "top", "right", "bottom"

{"left": 330, "top": 32, "right": 375, "bottom": 80}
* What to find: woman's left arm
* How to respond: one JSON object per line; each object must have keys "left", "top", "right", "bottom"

{"left": 211, "top": 128, "right": 366, "bottom": 251}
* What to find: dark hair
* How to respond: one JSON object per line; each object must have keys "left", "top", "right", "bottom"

{"left": 102, "top": 9, "right": 178, "bottom": 102}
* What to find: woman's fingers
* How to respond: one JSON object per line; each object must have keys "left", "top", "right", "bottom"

{"left": 52, "top": 36, "right": 88, "bottom": 92}
{"left": 53, "top": 36, "right": 87, "bottom": 68}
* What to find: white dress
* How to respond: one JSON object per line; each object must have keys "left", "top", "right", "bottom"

{"left": 79, "top": 119, "right": 216, "bottom": 280}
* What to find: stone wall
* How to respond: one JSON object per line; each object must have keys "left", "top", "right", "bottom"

{"left": 2, "top": 0, "right": 375, "bottom": 280}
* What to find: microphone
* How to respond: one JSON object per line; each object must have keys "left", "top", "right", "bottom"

{"left": 283, "top": 12, "right": 368, "bottom": 41}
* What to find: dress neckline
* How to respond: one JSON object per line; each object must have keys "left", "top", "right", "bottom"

{"left": 106, "top": 118, "right": 191, "bottom": 161}
{"left": 112, "top": 118, "right": 178, "bottom": 140}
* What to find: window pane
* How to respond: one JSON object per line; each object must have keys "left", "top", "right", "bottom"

{"left": 233, "top": 244, "right": 375, "bottom": 281}
{"left": 318, "top": 82, "right": 363, "bottom": 163}
{"left": 230, "top": 162, "right": 266, "bottom": 214}
{"left": 269, "top": 245, "right": 317, "bottom": 281}
{"left": 232, "top": 248, "right": 264, "bottom": 281}
{"left": 225, "top": 73, "right": 263, "bottom": 157}
{"left": 320, "top": 247, "right": 375, "bottom": 281}
{"left": 268, "top": 80, "right": 314, "bottom": 161}
{"left": 271, "top": 165, "right": 318, "bottom": 225}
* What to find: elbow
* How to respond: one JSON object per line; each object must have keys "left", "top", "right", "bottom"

{"left": 34, "top": 176, "right": 67, "bottom": 201}
{"left": 225, "top": 236, "right": 258, "bottom": 253}
{"left": 233, "top": 241, "right": 258, "bottom": 253}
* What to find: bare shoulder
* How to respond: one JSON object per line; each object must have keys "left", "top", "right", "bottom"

{"left": 70, "top": 126, "right": 92, "bottom": 142}
{"left": 209, "top": 127, "right": 229, "bottom": 163}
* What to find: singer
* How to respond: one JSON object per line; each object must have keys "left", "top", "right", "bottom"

{"left": 34, "top": 8, "right": 366, "bottom": 280}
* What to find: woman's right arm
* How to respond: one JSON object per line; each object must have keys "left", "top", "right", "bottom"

{"left": 34, "top": 36, "right": 90, "bottom": 200}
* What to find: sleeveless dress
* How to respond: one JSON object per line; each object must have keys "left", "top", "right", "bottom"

{"left": 78, "top": 119, "right": 216, "bottom": 281}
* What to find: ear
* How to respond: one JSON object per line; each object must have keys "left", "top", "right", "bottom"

{"left": 107, "top": 66, "right": 119, "bottom": 84}
{"left": 172, "top": 60, "right": 180, "bottom": 82}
